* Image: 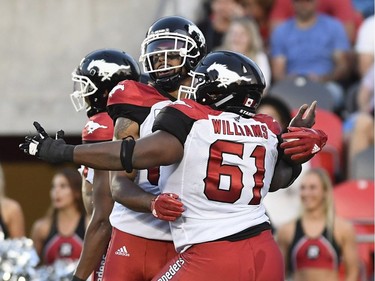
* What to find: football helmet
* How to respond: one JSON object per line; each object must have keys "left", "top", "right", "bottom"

{"left": 139, "top": 16, "right": 207, "bottom": 91}
{"left": 71, "top": 48, "right": 141, "bottom": 117}
{"left": 179, "top": 51, "right": 266, "bottom": 116}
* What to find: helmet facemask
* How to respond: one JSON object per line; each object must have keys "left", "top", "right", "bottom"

{"left": 178, "top": 70, "right": 206, "bottom": 100}
{"left": 71, "top": 70, "right": 98, "bottom": 112}
{"left": 138, "top": 16, "right": 207, "bottom": 92}
{"left": 140, "top": 32, "right": 200, "bottom": 75}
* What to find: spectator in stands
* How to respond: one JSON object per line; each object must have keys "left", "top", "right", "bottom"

{"left": 0, "top": 163, "right": 25, "bottom": 239}
{"left": 345, "top": 64, "right": 374, "bottom": 173}
{"left": 356, "top": 64, "right": 374, "bottom": 114}
{"left": 269, "top": 0, "right": 362, "bottom": 44}
{"left": 242, "top": 0, "right": 275, "bottom": 50}
{"left": 31, "top": 167, "right": 88, "bottom": 265}
{"left": 277, "top": 168, "right": 360, "bottom": 281}
{"left": 354, "top": 14, "right": 374, "bottom": 78}
{"left": 270, "top": 0, "right": 351, "bottom": 112}
{"left": 216, "top": 16, "right": 271, "bottom": 89}
{"left": 197, "top": 0, "right": 245, "bottom": 52}
{"left": 343, "top": 15, "right": 374, "bottom": 171}
{"left": 352, "top": 0, "right": 374, "bottom": 19}
{"left": 347, "top": 113, "right": 374, "bottom": 177}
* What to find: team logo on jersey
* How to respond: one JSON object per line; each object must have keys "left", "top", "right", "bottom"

{"left": 108, "top": 84, "right": 125, "bottom": 99}
{"left": 307, "top": 245, "right": 320, "bottom": 259}
{"left": 207, "top": 63, "right": 252, "bottom": 88}
{"left": 59, "top": 242, "right": 73, "bottom": 257}
{"left": 85, "top": 121, "right": 108, "bottom": 134}
{"left": 115, "top": 246, "right": 130, "bottom": 257}
{"left": 88, "top": 59, "right": 131, "bottom": 81}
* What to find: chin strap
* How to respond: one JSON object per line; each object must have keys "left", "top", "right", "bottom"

{"left": 154, "top": 65, "right": 191, "bottom": 93}
{"left": 86, "top": 107, "right": 106, "bottom": 118}
{"left": 155, "top": 73, "right": 183, "bottom": 92}
{"left": 225, "top": 106, "right": 256, "bottom": 118}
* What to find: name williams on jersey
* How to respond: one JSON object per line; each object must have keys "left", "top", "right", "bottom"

{"left": 211, "top": 119, "right": 269, "bottom": 139}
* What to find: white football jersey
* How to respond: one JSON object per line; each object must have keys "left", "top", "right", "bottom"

{"left": 108, "top": 81, "right": 173, "bottom": 240}
{"left": 154, "top": 99, "right": 281, "bottom": 252}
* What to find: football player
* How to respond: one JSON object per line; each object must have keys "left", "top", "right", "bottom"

{"left": 100, "top": 16, "right": 207, "bottom": 281}
{"left": 70, "top": 48, "right": 140, "bottom": 281}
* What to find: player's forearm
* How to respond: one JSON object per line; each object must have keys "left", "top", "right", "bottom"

{"left": 132, "top": 131, "right": 184, "bottom": 169}
{"left": 111, "top": 174, "right": 155, "bottom": 212}
{"left": 269, "top": 159, "right": 302, "bottom": 192}
{"left": 74, "top": 218, "right": 112, "bottom": 279}
{"left": 74, "top": 141, "right": 124, "bottom": 170}
{"left": 81, "top": 179, "right": 94, "bottom": 215}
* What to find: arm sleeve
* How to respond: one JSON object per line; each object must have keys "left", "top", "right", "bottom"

{"left": 107, "top": 104, "right": 150, "bottom": 125}
{"left": 152, "top": 107, "right": 195, "bottom": 146}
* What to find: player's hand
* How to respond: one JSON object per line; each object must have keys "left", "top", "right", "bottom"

{"left": 289, "top": 101, "right": 317, "bottom": 128}
{"left": 280, "top": 126, "right": 327, "bottom": 164}
{"left": 19, "top": 121, "right": 75, "bottom": 164}
{"left": 150, "top": 193, "right": 184, "bottom": 221}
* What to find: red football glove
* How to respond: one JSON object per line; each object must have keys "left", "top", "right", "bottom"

{"left": 280, "top": 127, "right": 327, "bottom": 164}
{"left": 150, "top": 193, "right": 184, "bottom": 221}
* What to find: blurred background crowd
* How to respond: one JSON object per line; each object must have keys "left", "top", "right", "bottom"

{"left": 0, "top": 0, "right": 373, "bottom": 280}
